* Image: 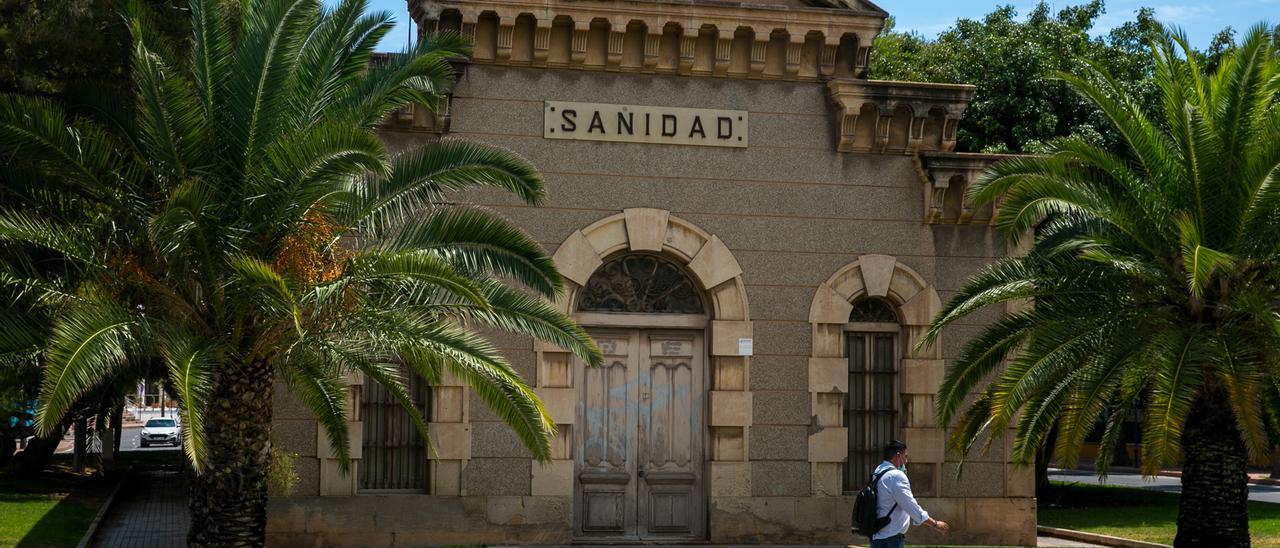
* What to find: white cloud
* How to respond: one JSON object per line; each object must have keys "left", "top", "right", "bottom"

{"left": 1151, "top": 4, "right": 1217, "bottom": 25}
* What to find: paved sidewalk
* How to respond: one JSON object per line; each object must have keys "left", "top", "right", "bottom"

{"left": 1038, "top": 536, "right": 1106, "bottom": 547}
{"left": 89, "top": 470, "right": 189, "bottom": 548}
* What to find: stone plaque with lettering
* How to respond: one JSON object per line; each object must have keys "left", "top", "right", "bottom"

{"left": 544, "top": 101, "right": 748, "bottom": 148}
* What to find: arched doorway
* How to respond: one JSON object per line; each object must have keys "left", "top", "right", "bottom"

{"left": 574, "top": 253, "right": 707, "bottom": 540}
{"left": 544, "top": 209, "right": 752, "bottom": 542}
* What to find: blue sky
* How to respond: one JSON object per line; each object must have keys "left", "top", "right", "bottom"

{"left": 340, "top": 0, "right": 1275, "bottom": 51}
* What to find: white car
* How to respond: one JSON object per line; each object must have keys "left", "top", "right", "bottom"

{"left": 140, "top": 418, "right": 181, "bottom": 447}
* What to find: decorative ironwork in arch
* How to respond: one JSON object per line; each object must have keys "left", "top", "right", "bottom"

{"left": 577, "top": 254, "right": 705, "bottom": 314}
{"left": 848, "top": 298, "right": 898, "bottom": 323}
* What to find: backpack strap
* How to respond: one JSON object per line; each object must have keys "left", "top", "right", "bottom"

{"left": 867, "top": 467, "right": 893, "bottom": 488}
{"left": 870, "top": 468, "right": 900, "bottom": 520}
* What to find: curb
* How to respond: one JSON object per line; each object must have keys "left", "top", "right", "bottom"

{"left": 1061, "top": 466, "right": 1280, "bottom": 487}
{"left": 1037, "top": 526, "right": 1170, "bottom": 548}
{"left": 1150, "top": 470, "right": 1280, "bottom": 486}
{"left": 76, "top": 467, "right": 130, "bottom": 548}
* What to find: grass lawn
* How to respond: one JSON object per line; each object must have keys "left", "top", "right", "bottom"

{"left": 1039, "top": 481, "right": 1280, "bottom": 547}
{"left": 0, "top": 456, "right": 115, "bottom": 548}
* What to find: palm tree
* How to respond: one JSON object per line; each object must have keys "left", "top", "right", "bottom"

{"left": 925, "top": 24, "right": 1279, "bottom": 547}
{"left": 0, "top": 0, "right": 602, "bottom": 544}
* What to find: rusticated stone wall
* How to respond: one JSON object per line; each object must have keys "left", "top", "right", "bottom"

{"left": 267, "top": 53, "right": 1035, "bottom": 548}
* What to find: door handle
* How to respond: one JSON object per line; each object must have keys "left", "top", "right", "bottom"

{"left": 637, "top": 468, "right": 646, "bottom": 478}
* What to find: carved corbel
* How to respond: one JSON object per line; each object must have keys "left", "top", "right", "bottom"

{"left": 818, "top": 42, "right": 838, "bottom": 78}
{"left": 570, "top": 22, "right": 589, "bottom": 65}
{"left": 837, "top": 106, "right": 861, "bottom": 153}
{"left": 643, "top": 31, "right": 661, "bottom": 72}
{"left": 496, "top": 20, "right": 513, "bottom": 61}
{"left": 927, "top": 178, "right": 949, "bottom": 224}
{"left": 678, "top": 29, "right": 698, "bottom": 74}
{"left": 533, "top": 20, "right": 552, "bottom": 65}
{"left": 606, "top": 29, "right": 624, "bottom": 70}
{"left": 854, "top": 46, "right": 872, "bottom": 78}
{"left": 749, "top": 39, "right": 767, "bottom": 77}
{"left": 784, "top": 35, "right": 803, "bottom": 76}
{"left": 942, "top": 110, "right": 963, "bottom": 152}
{"left": 907, "top": 104, "right": 929, "bottom": 153}
{"left": 853, "top": 32, "right": 875, "bottom": 78}
{"left": 924, "top": 166, "right": 966, "bottom": 224}
{"left": 874, "top": 104, "right": 895, "bottom": 152}
{"left": 460, "top": 17, "right": 478, "bottom": 47}
{"left": 714, "top": 29, "right": 734, "bottom": 76}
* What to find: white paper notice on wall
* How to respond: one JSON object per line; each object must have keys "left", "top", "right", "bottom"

{"left": 737, "top": 337, "right": 753, "bottom": 356}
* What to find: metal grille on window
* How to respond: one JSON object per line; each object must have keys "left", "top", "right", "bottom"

{"left": 577, "top": 254, "right": 705, "bottom": 314}
{"left": 844, "top": 331, "right": 899, "bottom": 492}
{"left": 360, "top": 368, "right": 429, "bottom": 491}
{"left": 848, "top": 298, "right": 898, "bottom": 323}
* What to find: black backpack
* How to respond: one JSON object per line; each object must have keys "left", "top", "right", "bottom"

{"left": 851, "top": 467, "right": 898, "bottom": 537}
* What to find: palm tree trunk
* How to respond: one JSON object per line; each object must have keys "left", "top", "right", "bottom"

{"left": 14, "top": 421, "right": 67, "bottom": 478}
{"left": 188, "top": 358, "right": 274, "bottom": 547}
{"left": 1175, "top": 385, "right": 1250, "bottom": 547}
{"left": 1035, "top": 425, "right": 1059, "bottom": 500}
{"left": 1271, "top": 445, "right": 1280, "bottom": 480}
{"left": 0, "top": 434, "right": 15, "bottom": 470}
{"left": 72, "top": 417, "right": 86, "bottom": 473}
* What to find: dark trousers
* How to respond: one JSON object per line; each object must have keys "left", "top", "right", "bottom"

{"left": 870, "top": 533, "right": 905, "bottom": 548}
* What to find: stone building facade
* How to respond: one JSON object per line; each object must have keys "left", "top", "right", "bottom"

{"left": 267, "top": 0, "right": 1037, "bottom": 545}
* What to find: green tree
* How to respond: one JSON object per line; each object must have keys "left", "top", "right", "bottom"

{"left": 0, "top": 0, "right": 190, "bottom": 96}
{"left": 0, "top": 0, "right": 194, "bottom": 478}
{"left": 926, "top": 25, "right": 1280, "bottom": 546}
{"left": 870, "top": 1, "right": 1159, "bottom": 154}
{"left": 0, "top": 0, "right": 601, "bottom": 544}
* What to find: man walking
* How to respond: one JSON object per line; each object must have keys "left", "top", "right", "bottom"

{"left": 871, "top": 440, "right": 949, "bottom": 548}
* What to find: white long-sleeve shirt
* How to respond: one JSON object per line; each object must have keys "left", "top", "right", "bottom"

{"left": 871, "top": 460, "right": 931, "bottom": 540}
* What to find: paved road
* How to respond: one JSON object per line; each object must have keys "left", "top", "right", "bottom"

{"left": 1050, "top": 468, "right": 1280, "bottom": 504}
{"left": 57, "top": 426, "right": 181, "bottom": 454}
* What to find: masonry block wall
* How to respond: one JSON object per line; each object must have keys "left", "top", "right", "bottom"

{"left": 266, "top": 61, "right": 1036, "bottom": 547}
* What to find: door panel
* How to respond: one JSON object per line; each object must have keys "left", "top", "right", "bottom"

{"left": 574, "top": 329, "right": 706, "bottom": 540}
{"left": 638, "top": 332, "right": 704, "bottom": 539}
{"left": 576, "top": 332, "right": 638, "bottom": 537}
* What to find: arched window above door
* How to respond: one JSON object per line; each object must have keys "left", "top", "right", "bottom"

{"left": 577, "top": 254, "right": 705, "bottom": 314}
{"left": 848, "top": 298, "right": 898, "bottom": 323}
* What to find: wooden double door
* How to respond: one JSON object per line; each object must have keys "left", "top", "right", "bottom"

{"left": 573, "top": 329, "right": 706, "bottom": 541}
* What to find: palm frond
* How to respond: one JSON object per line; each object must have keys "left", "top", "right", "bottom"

{"left": 1141, "top": 329, "right": 1206, "bottom": 474}
{"left": 0, "top": 94, "right": 123, "bottom": 197}
{"left": 36, "top": 296, "right": 138, "bottom": 436}
{"left": 344, "top": 140, "right": 547, "bottom": 232}
{"left": 155, "top": 326, "right": 216, "bottom": 471}
{"left": 280, "top": 350, "right": 352, "bottom": 470}
{"left": 370, "top": 206, "right": 562, "bottom": 298}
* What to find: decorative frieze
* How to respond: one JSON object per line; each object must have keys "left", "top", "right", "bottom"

{"left": 919, "top": 151, "right": 1014, "bottom": 225}
{"left": 414, "top": 0, "right": 882, "bottom": 81}
{"left": 828, "top": 79, "right": 974, "bottom": 154}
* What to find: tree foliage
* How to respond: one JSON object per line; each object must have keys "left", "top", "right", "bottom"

{"left": 870, "top": 2, "right": 1279, "bottom": 154}
{"left": 926, "top": 24, "right": 1280, "bottom": 545}
{"left": 0, "top": 0, "right": 190, "bottom": 96}
{"left": 0, "top": 0, "right": 602, "bottom": 540}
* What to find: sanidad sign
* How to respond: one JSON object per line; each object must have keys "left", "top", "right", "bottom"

{"left": 544, "top": 101, "right": 748, "bottom": 148}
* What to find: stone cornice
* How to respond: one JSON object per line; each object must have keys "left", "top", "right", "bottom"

{"left": 918, "top": 151, "right": 1018, "bottom": 225}
{"left": 828, "top": 78, "right": 976, "bottom": 154}
{"left": 412, "top": 0, "right": 884, "bottom": 80}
